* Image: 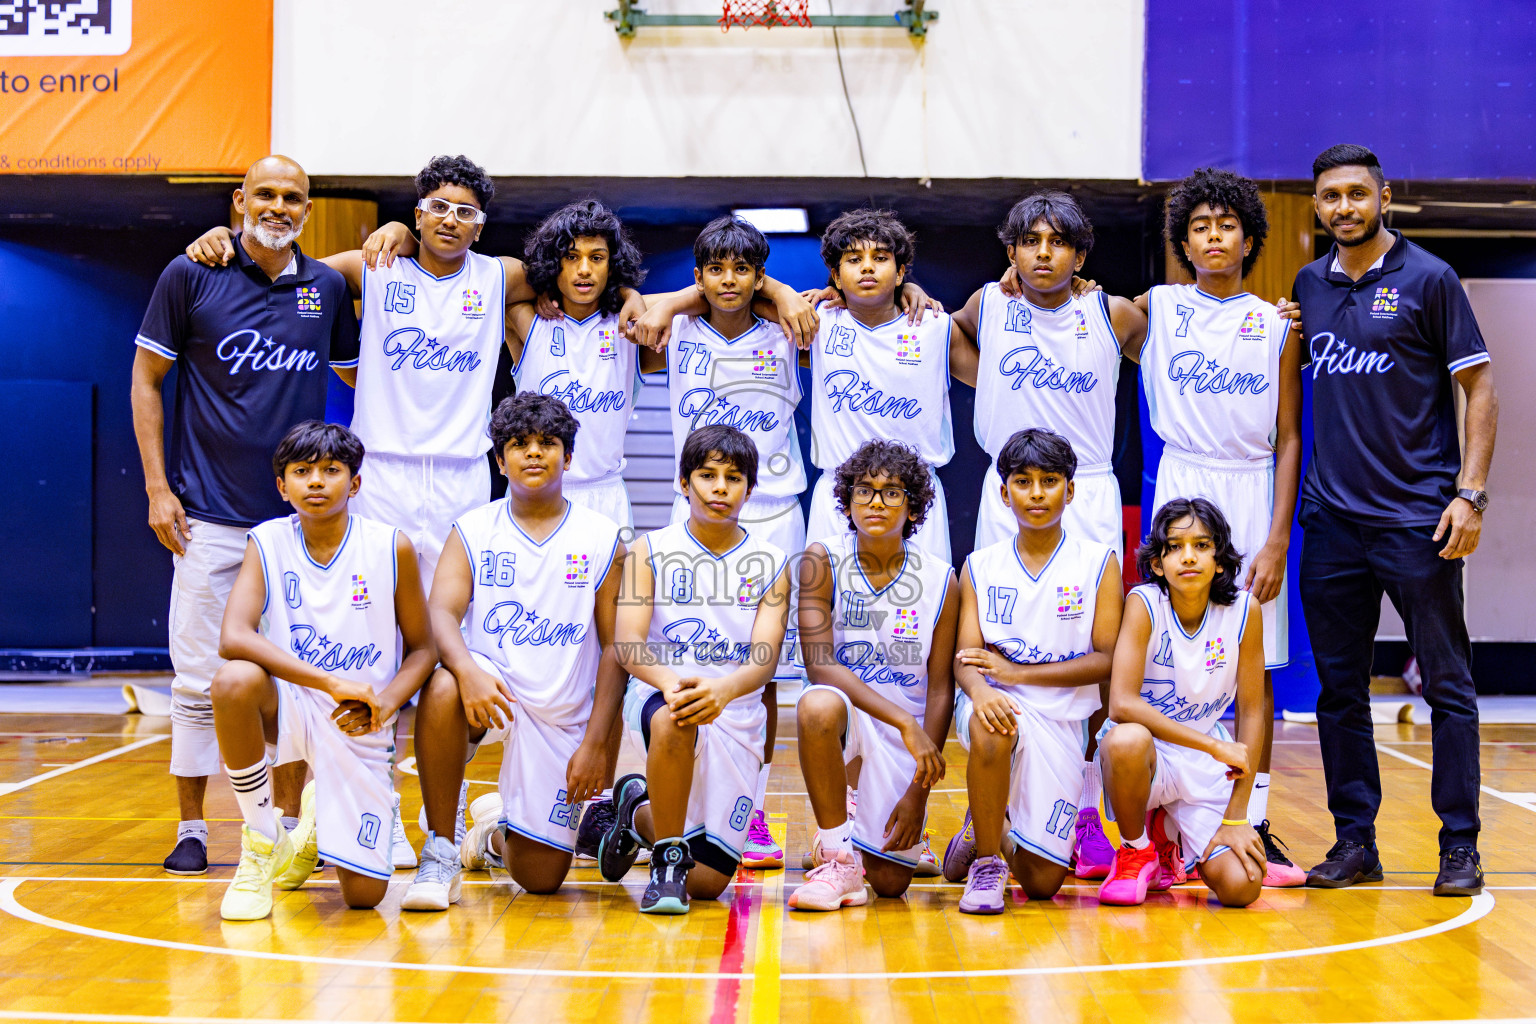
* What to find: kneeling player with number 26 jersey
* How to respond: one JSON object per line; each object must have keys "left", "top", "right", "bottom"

{"left": 401, "top": 393, "right": 627, "bottom": 911}
{"left": 603, "top": 424, "right": 792, "bottom": 914}
{"left": 211, "top": 421, "right": 437, "bottom": 921}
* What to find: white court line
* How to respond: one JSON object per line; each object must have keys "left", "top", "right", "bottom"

{"left": 0, "top": 735, "right": 168, "bottom": 797}
{"left": 0, "top": 878, "right": 1493, "bottom": 982}
{"left": 1375, "top": 743, "right": 1536, "bottom": 814}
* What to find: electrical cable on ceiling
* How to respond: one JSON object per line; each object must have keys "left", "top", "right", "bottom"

{"left": 827, "top": 1, "right": 870, "bottom": 178}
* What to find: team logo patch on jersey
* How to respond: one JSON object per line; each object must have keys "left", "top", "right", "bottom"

{"left": 461, "top": 288, "right": 485, "bottom": 320}
{"left": 564, "top": 553, "right": 590, "bottom": 586}
{"left": 596, "top": 328, "right": 617, "bottom": 359}
{"left": 1074, "top": 308, "right": 1090, "bottom": 340}
{"left": 350, "top": 574, "right": 371, "bottom": 610}
{"left": 751, "top": 348, "right": 779, "bottom": 379}
{"left": 296, "top": 286, "right": 323, "bottom": 318}
{"left": 891, "top": 607, "right": 922, "bottom": 640}
{"left": 895, "top": 330, "right": 922, "bottom": 366}
{"left": 1237, "top": 310, "right": 1267, "bottom": 341}
{"left": 1370, "top": 287, "right": 1400, "bottom": 319}
{"left": 1204, "top": 637, "right": 1226, "bottom": 672}
{"left": 737, "top": 575, "right": 763, "bottom": 607}
{"left": 1056, "top": 585, "right": 1084, "bottom": 620}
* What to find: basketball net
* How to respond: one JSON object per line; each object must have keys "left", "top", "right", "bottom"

{"left": 719, "top": 0, "right": 812, "bottom": 30}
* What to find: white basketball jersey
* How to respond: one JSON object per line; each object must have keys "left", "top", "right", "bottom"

{"left": 810, "top": 306, "right": 954, "bottom": 469}
{"left": 249, "top": 514, "right": 401, "bottom": 699}
{"left": 666, "top": 314, "right": 806, "bottom": 499}
{"left": 645, "top": 521, "right": 786, "bottom": 700}
{"left": 352, "top": 252, "right": 506, "bottom": 458}
{"left": 515, "top": 312, "right": 639, "bottom": 484}
{"left": 1142, "top": 284, "right": 1285, "bottom": 462}
{"left": 965, "top": 532, "right": 1114, "bottom": 721}
{"left": 823, "top": 533, "right": 953, "bottom": 720}
{"left": 974, "top": 283, "right": 1121, "bottom": 466}
{"left": 456, "top": 499, "right": 621, "bottom": 725}
{"left": 1130, "top": 582, "right": 1253, "bottom": 735}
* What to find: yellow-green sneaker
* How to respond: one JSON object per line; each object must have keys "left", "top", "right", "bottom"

{"left": 275, "top": 782, "right": 317, "bottom": 890}
{"left": 220, "top": 824, "right": 295, "bottom": 921}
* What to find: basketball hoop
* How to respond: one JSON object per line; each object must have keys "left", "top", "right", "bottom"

{"left": 719, "top": 0, "right": 812, "bottom": 30}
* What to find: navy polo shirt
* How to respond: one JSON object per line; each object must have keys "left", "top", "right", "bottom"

{"left": 135, "top": 236, "right": 360, "bottom": 528}
{"left": 1293, "top": 230, "right": 1490, "bottom": 527}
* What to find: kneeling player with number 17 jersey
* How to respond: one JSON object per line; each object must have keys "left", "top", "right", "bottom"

{"left": 402, "top": 394, "right": 626, "bottom": 911}
{"left": 605, "top": 425, "right": 791, "bottom": 914}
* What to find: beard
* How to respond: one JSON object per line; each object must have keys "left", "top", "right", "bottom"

{"left": 244, "top": 211, "right": 304, "bottom": 251}
{"left": 1332, "top": 209, "right": 1384, "bottom": 247}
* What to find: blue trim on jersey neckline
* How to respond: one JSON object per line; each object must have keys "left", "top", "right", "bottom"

{"left": 697, "top": 313, "right": 766, "bottom": 346}
{"left": 849, "top": 310, "right": 907, "bottom": 333}
{"left": 293, "top": 514, "right": 354, "bottom": 571}
{"left": 851, "top": 539, "right": 913, "bottom": 599}
{"left": 502, "top": 498, "right": 571, "bottom": 548}
{"left": 1192, "top": 286, "right": 1253, "bottom": 305}
{"left": 563, "top": 308, "right": 607, "bottom": 328}
{"left": 402, "top": 255, "right": 469, "bottom": 283}
{"left": 682, "top": 521, "right": 750, "bottom": 561}
{"left": 1012, "top": 531, "right": 1067, "bottom": 583}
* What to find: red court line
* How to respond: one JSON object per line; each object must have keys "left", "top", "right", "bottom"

{"left": 711, "top": 870, "right": 756, "bottom": 1024}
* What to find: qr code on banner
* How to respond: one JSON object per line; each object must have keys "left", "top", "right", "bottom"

{"left": 0, "top": 0, "right": 131, "bottom": 56}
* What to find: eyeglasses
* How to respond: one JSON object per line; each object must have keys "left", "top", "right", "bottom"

{"left": 417, "top": 198, "right": 487, "bottom": 225}
{"left": 851, "top": 485, "right": 908, "bottom": 506}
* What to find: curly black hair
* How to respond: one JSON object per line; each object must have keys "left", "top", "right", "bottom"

{"left": 489, "top": 393, "right": 578, "bottom": 459}
{"left": 832, "top": 440, "right": 934, "bottom": 539}
{"left": 998, "top": 189, "right": 1094, "bottom": 257}
{"left": 415, "top": 154, "right": 494, "bottom": 211}
{"left": 1163, "top": 167, "right": 1268, "bottom": 279}
{"left": 819, "top": 208, "right": 915, "bottom": 287}
{"left": 1137, "top": 497, "right": 1242, "bottom": 605}
{"left": 271, "top": 420, "right": 364, "bottom": 478}
{"left": 522, "top": 199, "right": 646, "bottom": 317}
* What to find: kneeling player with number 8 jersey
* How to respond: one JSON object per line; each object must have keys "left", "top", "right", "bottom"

{"left": 401, "top": 394, "right": 627, "bottom": 910}
{"left": 604, "top": 425, "right": 792, "bottom": 914}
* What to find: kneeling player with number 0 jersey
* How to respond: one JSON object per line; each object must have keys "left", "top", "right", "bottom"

{"left": 401, "top": 394, "right": 627, "bottom": 910}
{"left": 943, "top": 429, "right": 1123, "bottom": 915}
{"left": 211, "top": 422, "right": 437, "bottom": 921}
{"left": 1095, "top": 497, "right": 1267, "bottom": 908}
{"left": 789, "top": 440, "right": 958, "bottom": 911}
{"left": 602, "top": 425, "right": 792, "bottom": 914}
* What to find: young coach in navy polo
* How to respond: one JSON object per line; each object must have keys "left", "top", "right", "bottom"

{"left": 130, "top": 155, "right": 360, "bottom": 875}
{"left": 1285, "top": 144, "right": 1498, "bottom": 897}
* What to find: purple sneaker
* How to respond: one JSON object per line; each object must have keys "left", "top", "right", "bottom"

{"left": 959, "top": 854, "right": 1009, "bottom": 915}
{"left": 942, "top": 808, "right": 977, "bottom": 883}
{"left": 1073, "top": 807, "right": 1115, "bottom": 880}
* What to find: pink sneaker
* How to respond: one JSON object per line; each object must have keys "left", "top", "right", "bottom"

{"left": 1257, "top": 820, "right": 1307, "bottom": 887}
{"left": 788, "top": 848, "right": 867, "bottom": 911}
{"left": 1072, "top": 807, "right": 1115, "bottom": 880}
{"left": 913, "top": 831, "right": 941, "bottom": 878}
{"left": 742, "top": 810, "right": 783, "bottom": 869}
{"left": 958, "top": 854, "right": 1009, "bottom": 915}
{"left": 1097, "top": 844, "right": 1159, "bottom": 906}
{"left": 1149, "top": 808, "right": 1186, "bottom": 890}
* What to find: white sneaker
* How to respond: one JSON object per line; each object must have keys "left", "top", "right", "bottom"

{"left": 416, "top": 780, "right": 470, "bottom": 848}
{"left": 401, "top": 833, "right": 463, "bottom": 912}
{"left": 461, "top": 792, "right": 505, "bottom": 871}
{"left": 391, "top": 791, "right": 417, "bottom": 870}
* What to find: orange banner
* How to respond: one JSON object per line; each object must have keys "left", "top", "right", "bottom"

{"left": 0, "top": 0, "right": 271, "bottom": 174}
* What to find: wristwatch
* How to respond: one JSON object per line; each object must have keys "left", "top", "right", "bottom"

{"left": 1457, "top": 488, "right": 1489, "bottom": 513}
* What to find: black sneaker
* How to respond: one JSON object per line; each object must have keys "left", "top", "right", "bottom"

{"left": 575, "top": 798, "right": 615, "bottom": 862}
{"left": 1306, "top": 840, "right": 1383, "bottom": 888}
{"left": 163, "top": 836, "right": 208, "bottom": 876}
{"left": 598, "top": 773, "right": 648, "bottom": 882}
{"left": 641, "top": 838, "right": 693, "bottom": 915}
{"left": 1433, "top": 846, "right": 1483, "bottom": 896}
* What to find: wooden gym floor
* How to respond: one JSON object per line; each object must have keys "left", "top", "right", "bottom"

{"left": 1, "top": 706, "right": 1534, "bottom": 1024}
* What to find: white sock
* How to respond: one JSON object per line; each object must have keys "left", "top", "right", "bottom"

{"left": 598, "top": 787, "right": 614, "bottom": 803}
{"left": 821, "top": 818, "right": 853, "bottom": 856}
{"left": 1081, "top": 762, "right": 1102, "bottom": 811}
{"left": 226, "top": 760, "right": 279, "bottom": 841}
{"left": 176, "top": 820, "right": 208, "bottom": 846}
{"left": 1122, "top": 831, "right": 1150, "bottom": 851}
{"left": 280, "top": 816, "right": 299, "bottom": 833}
{"left": 755, "top": 763, "right": 771, "bottom": 814}
{"left": 1248, "top": 773, "right": 1271, "bottom": 826}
